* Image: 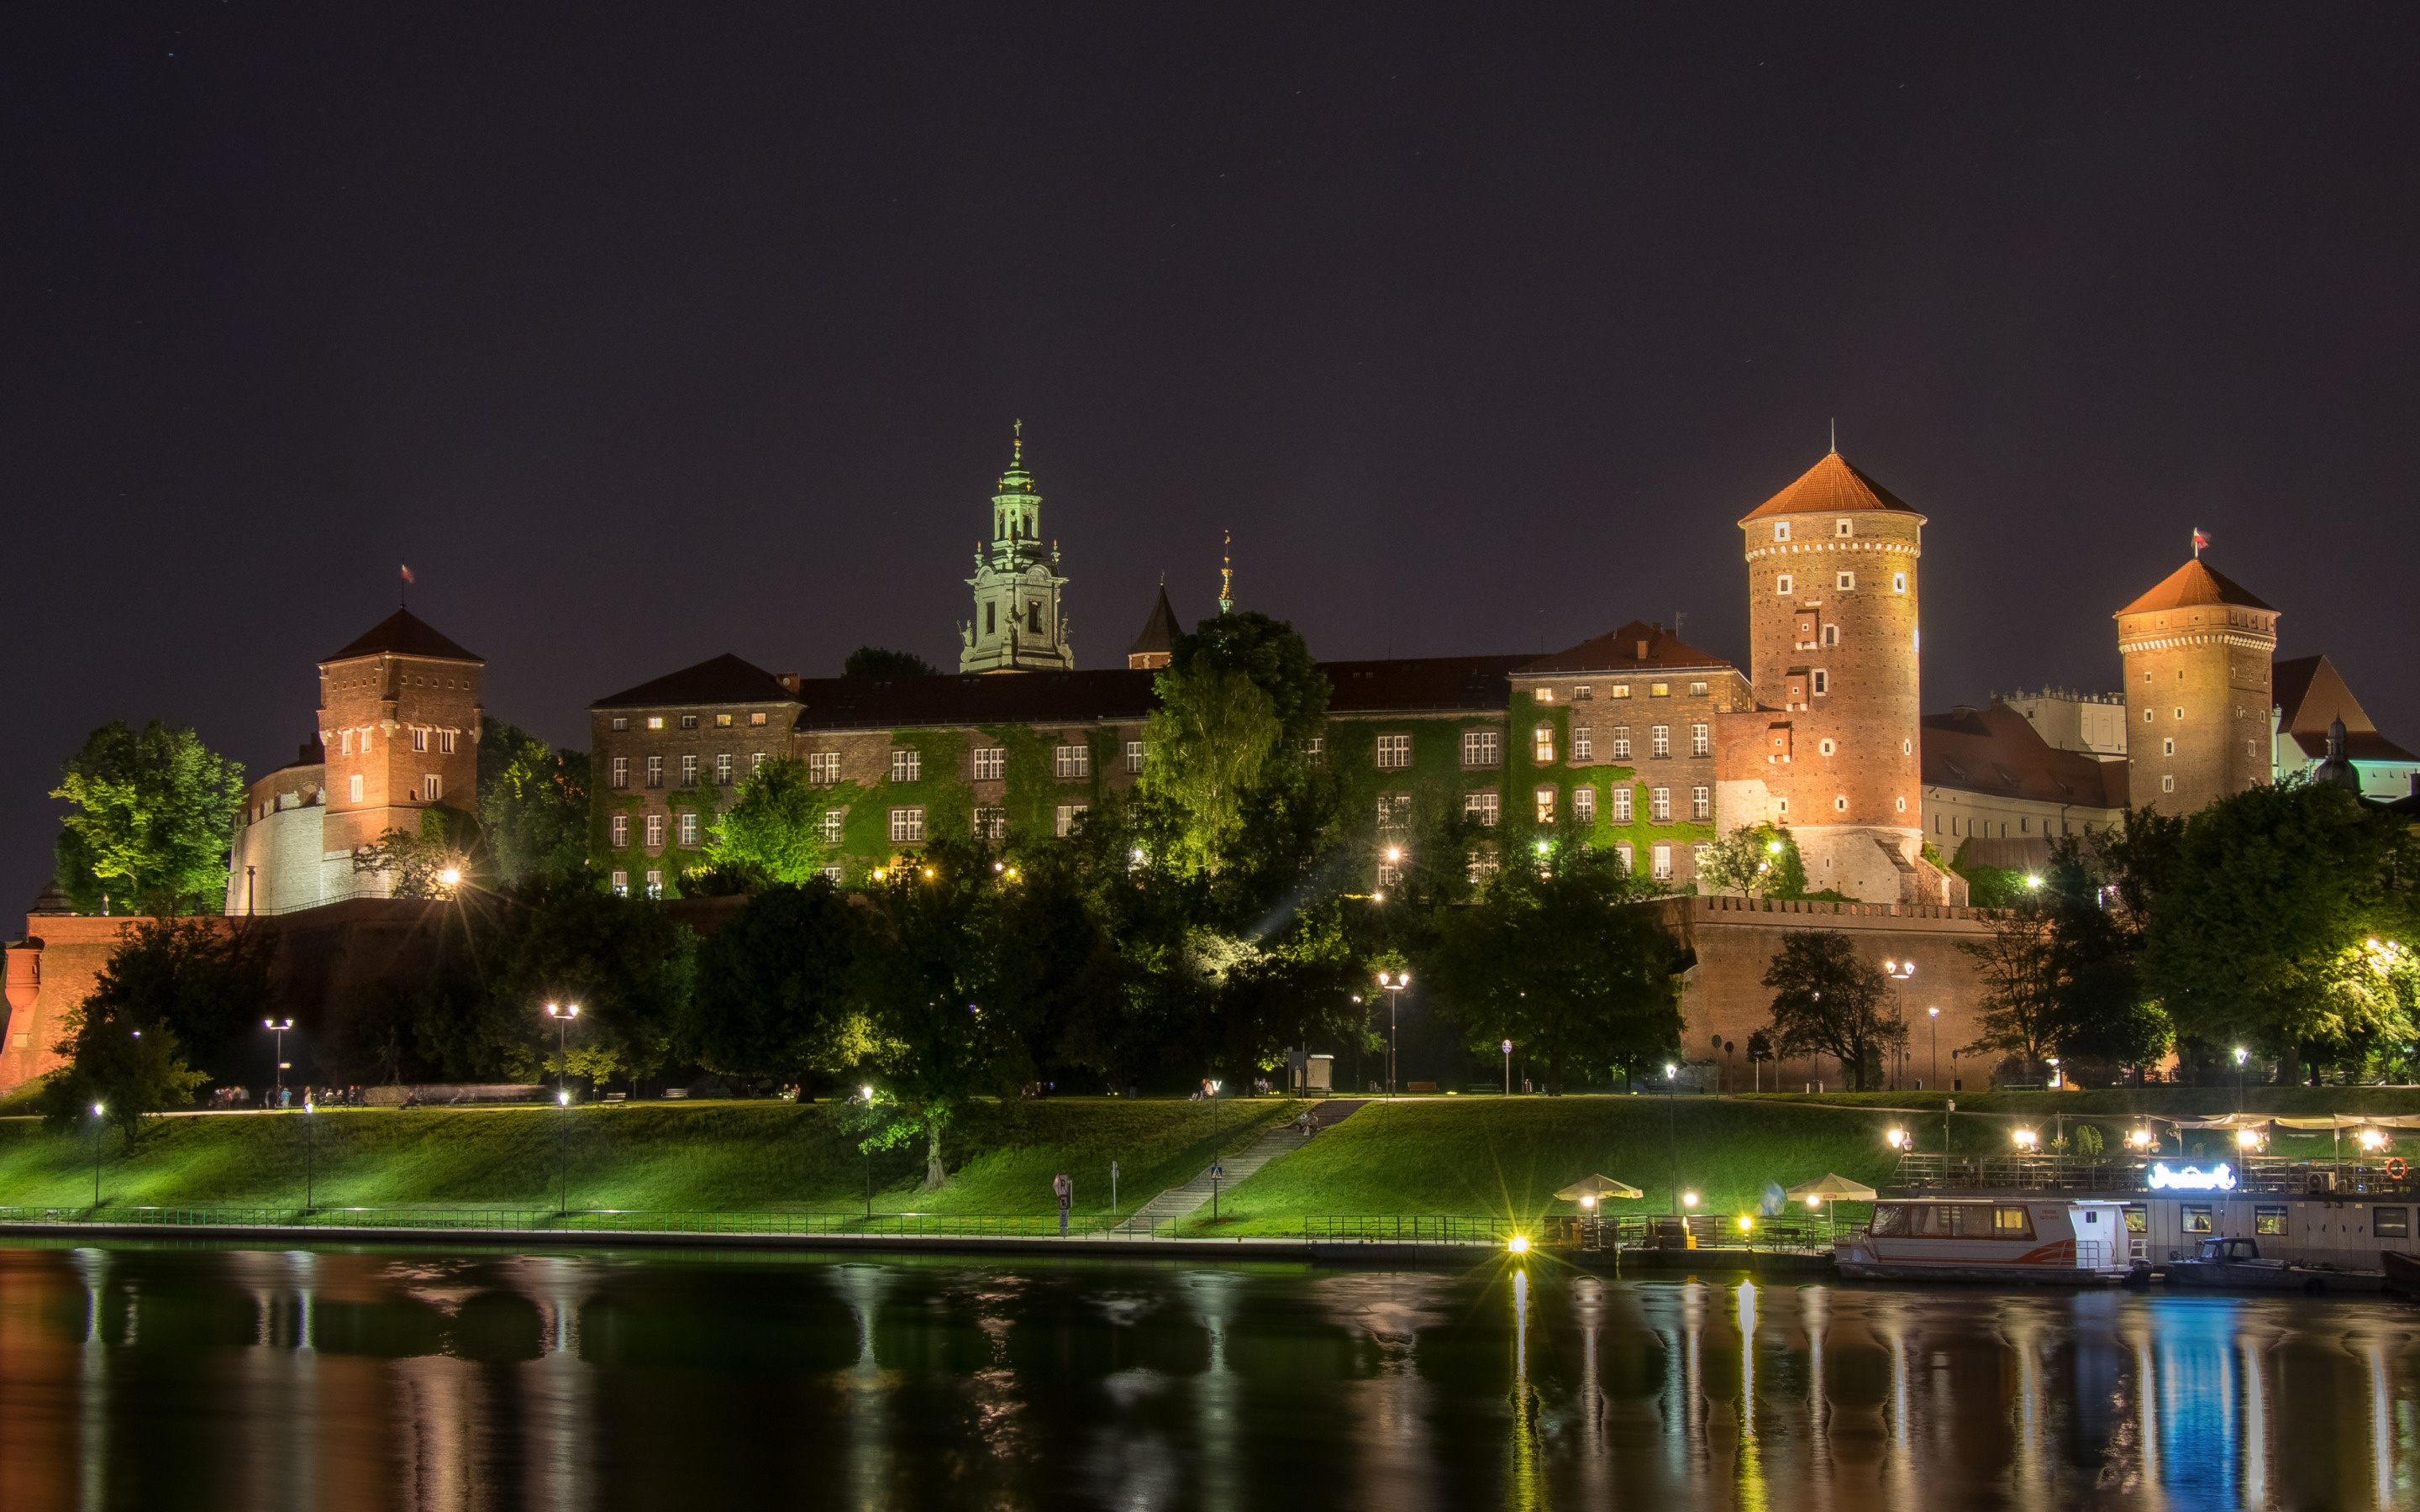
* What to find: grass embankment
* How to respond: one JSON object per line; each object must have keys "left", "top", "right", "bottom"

{"left": 1750, "top": 1087, "right": 2420, "bottom": 1118}
{"left": 0, "top": 1098, "right": 1298, "bottom": 1218}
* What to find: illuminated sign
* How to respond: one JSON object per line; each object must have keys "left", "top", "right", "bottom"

{"left": 2149, "top": 1162, "right": 2237, "bottom": 1192}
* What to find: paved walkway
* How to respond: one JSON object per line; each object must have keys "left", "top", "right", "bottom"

{"left": 1117, "top": 1100, "right": 1370, "bottom": 1233}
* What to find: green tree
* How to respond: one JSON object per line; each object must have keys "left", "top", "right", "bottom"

{"left": 37, "top": 919, "right": 272, "bottom": 1145}
{"left": 52, "top": 721, "right": 245, "bottom": 915}
{"left": 1697, "top": 824, "right": 1808, "bottom": 898}
{"left": 478, "top": 717, "right": 592, "bottom": 885}
{"left": 1136, "top": 666, "right": 1279, "bottom": 876}
{"left": 844, "top": 647, "right": 936, "bottom": 679}
{"left": 685, "top": 881, "right": 881, "bottom": 1086}
{"left": 1761, "top": 931, "right": 1903, "bottom": 1090}
{"left": 352, "top": 808, "right": 478, "bottom": 897}
{"left": 1425, "top": 842, "right": 1686, "bottom": 1092}
{"left": 1959, "top": 905, "right": 2061, "bottom": 1067}
{"left": 703, "top": 758, "right": 840, "bottom": 886}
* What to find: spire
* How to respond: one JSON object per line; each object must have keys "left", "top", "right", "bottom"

{"left": 1128, "top": 582, "right": 1181, "bottom": 669}
{"left": 1219, "top": 530, "right": 1234, "bottom": 616}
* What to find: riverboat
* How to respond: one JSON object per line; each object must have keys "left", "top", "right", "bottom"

{"left": 2165, "top": 1235, "right": 2384, "bottom": 1293}
{"left": 1835, "top": 1197, "right": 2135, "bottom": 1284}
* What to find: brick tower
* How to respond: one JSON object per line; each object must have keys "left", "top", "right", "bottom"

{"left": 318, "top": 609, "right": 485, "bottom": 883}
{"left": 1723, "top": 450, "right": 1944, "bottom": 902}
{"left": 2114, "top": 555, "right": 2277, "bottom": 813}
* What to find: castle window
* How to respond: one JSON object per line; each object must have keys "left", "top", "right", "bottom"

{"left": 890, "top": 806, "right": 926, "bottom": 843}
{"left": 1535, "top": 688, "right": 1555, "bottom": 704}
{"left": 716, "top": 753, "right": 733, "bottom": 785}
{"left": 1612, "top": 785, "right": 1634, "bottom": 822}
{"left": 607, "top": 869, "right": 629, "bottom": 896}
{"left": 1774, "top": 522, "right": 1791, "bottom": 542}
{"left": 1376, "top": 857, "right": 1402, "bottom": 889}
{"left": 1836, "top": 518, "right": 1854, "bottom": 537}
{"left": 681, "top": 753, "right": 699, "bottom": 786}
{"left": 1819, "top": 738, "right": 1836, "bottom": 756}
{"left": 823, "top": 810, "right": 845, "bottom": 843}
{"left": 1465, "top": 791, "right": 1501, "bottom": 827}
{"left": 1576, "top": 685, "right": 1592, "bottom": 701}
{"left": 1376, "top": 733, "right": 1412, "bottom": 769}
{"left": 681, "top": 715, "right": 699, "bottom": 730}
{"left": 360, "top": 727, "right": 372, "bottom": 753}
{"left": 2163, "top": 738, "right": 2175, "bottom": 756}
{"left": 1534, "top": 726, "right": 1556, "bottom": 763}
{"left": 1896, "top": 796, "right": 1907, "bottom": 813}
{"left": 679, "top": 812, "right": 699, "bottom": 847}
{"left": 1574, "top": 785, "right": 1596, "bottom": 824}
{"left": 2144, "top": 708, "right": 2155, "bottom": 723}
{"left": 750, "top": 712, "right": 767, "bottom": 726}
{"left": 1053, "top": 743, "right": 1091, "bottom": 780}
{"left": 1612, "top": 727, "right": 1633, "bottom": 759}
{"left": 1650, "top": 682, "right": 1670, "bottom": 697}
{"left": 1836, "top": 572, "right": 1856, "bottom": 592}
{"left": 821, "top": 864, "right": 844, "bottom": 884}
{"left": 350, "top": 774, "right": 364, "bottom": 803}
{"left": 753, "top": 752, "right": 769, "bottom": 774}
{"left": 1652, "top": 844, "right": 1673, "bottom": 880}
{"left": 439, "top": 730, "right": 456, "bottom": 754}
{"left": 1611, "top": 685, "right": 1632, "bottom": 699}
{"left": 612, "top": 813, "right": 629, "bottom": 847}
{"left": 1573, "top": 725, "right": 1593, "bottom": 761}
{"left": 1690, "top": 681, "right": 1710, "bottom": 696}
{"left": 1776, "top": 575, "right": 1793, "bottom": 596}
{"left": 1535, "top": 787, "right": 1556, "bottom": 822}
{"left": 717, "top": 714, "right": 732, "bottom": 727}
{"left": 1617, "top": 842, "right": 1635, "bottom": 871}
{"left": 1055, "top": 803, "right": 1089, "bottom": 837}
{"left": 1691, "top": 724, "right": 1711, "bottom": 757}
{"left": 2174, "top": 708, "right": 2184, "bottom": 721}
{"left": 1378, "top": 793, "right": 1412, "bottom": 831}
{"left": 891, "top": 749, "right": 921, "bottom": 783}
{"left": 647, "top": 717, "right": 664, "bottom": 730}
{"left": 1833, "top": 795, "right": 1849, "bottom": 812}
{"left": 1650, "top": 786, "right": 1671, "bottom": 821}
{"left": 1822, "top": 624, "right": 1840, "bottom": 647}
{"left": 612, "top": 718, "right": 628, "bottom": 732}
{"left": 1651, "top": 726, "right": 1670, "bottom": 759}
{"left": 423, "top": 774, "right": 442, "bottom": 801}
{"left": 645, "top": 869, "right": 662, "bottom": 900}
{"left": 646, "top": 814, "right": 665, "bottom": 848}
{"left": 1777, "top": 797, "right": 1788, "bottom": 815}
{"left": 1891, "top": 572, "right": 1907, "bottom": 594}
{"left": 1125, "top": 740, "right": 1145, "bottom": 774}
{"left": 412, "top": 728, "right": 429, "bottom": 753}
{"left": 974, "top": 807, "right": 1006, "bottom": 840}
{"left": 1692, "top": 786, "right": 1711, "bottom": 820}
{"left": 973, "top": 747, "right": 1006, "bottom": 781}
{"left": 986, "top": 601, "right": 996, "bottom": 635}
{"left": 1461, "top": 730, "right": 1502, "bottom": 768}
{"left": 1812, "top": 670, "right": 1830, "bottom": 696}
{"left": 1305, "top": 736, "right": 1324, "bottom": 764}
{"left": 646, "top": 755, "right": 664, "bottom": 788}
{"left": 339, "top": 730, "right": 352, "bottom": 755}
{"left": 2162, "top": 774, "right": 2176, "bottom": 794}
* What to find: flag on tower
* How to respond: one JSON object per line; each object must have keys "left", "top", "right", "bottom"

{"left": 2191, "top": 529, "right": 2209, "bottom": 557}
{"left": 401, "top": 564, "right": 415, "bottom": 585}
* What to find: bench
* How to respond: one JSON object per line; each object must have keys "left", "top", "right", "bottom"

{"left": 1406, "top": 1081, "right": 1440, "bottom": 1094}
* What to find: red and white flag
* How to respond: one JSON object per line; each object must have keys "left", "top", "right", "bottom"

{"left": 401, "top": 564, "right": 416, "bottom": 585}
{"left": 2191, "top": 529, "right": 2210, "bottom": 557}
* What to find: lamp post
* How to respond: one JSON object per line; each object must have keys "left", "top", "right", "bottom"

{"left": 1928, "top": 1006, "right": 1940, "bottom": 1090}
{"left": 1663, "top": 1062, "right": 1681, "bottom": 1215}
{"left": 264, "top": 1017, "right": 294, "bottom": 1102}
{"left": 556, "top": 1089, "right": 572, "bottom": 1215}
{"left": 860, "top": 1084, "right": 876, "bottom": 1221}
{"left": 89, "top": 1102, "right": 105, "bottom": 1209}
{"left": 1376, "top": 972, "right": 1409, "bottom": 1098}
{"left": 1882, "top": 960, "right": 1914, "bottom": 1090}
{"left": 1502, "top": 1039, "right": 1513, "bottom": 1097}
{"left": 2233, "top": 1046, "right": 2249, "bottom": 1111}
{"left": 545, "top": 1003, "right": 581, "bottom": 1101}
{"left": 303, "top": 1095, "right": 316, "bottom": 1212}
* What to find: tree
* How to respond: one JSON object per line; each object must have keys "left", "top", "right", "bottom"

{"left": 52, "top": 721, "right": 245, "bottom": 915}
{"left": 478, "top": 717, "right": 591, "bottom": 885}
{"left": 1959, "top": 905, "right": 2061, "bottom": 1066}
{"left": 1760, "top": 931, "right": 1903, "bottom": 1090}
{"left": 37, "top": 919, "right": 273, "bottom": 1144}
{"left": 844, "top": 647, "right": 936, "bottom": 679}
{"left": 685, "top": 882, "right": 881, "bottom": 1086}
{"left": 1697, "top": 824, "right": 1808, "bottom": 898}
{"left": 704, "top": 758, "right": 842, "bottom": 886}
{"left": 1136, "top": 667, "right": 1279, "bottom": 876}
{"left": 353, "top": 808, "right": 477, "bottom": 897}
{"left": 1425, "top": 842, "right": 1686, "bottom": 1092}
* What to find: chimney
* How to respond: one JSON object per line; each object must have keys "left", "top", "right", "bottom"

{"left": 1635, "top": 640, "right": 1649, "bottom": 660}
{"left": 775, "top": 673, "right": 802, "bottom": 695}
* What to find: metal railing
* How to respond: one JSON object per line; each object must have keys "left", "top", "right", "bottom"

{"left": 1891, "top": 1153, "right": 2420, "bottom": 1197}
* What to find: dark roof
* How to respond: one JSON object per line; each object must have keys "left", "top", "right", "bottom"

{"left": 1324, "top": 656, "right": 1525, "bottom": 715}
{"left": 2287, "top": 728, "right": 2419, "bottom": 764}
{"left": 1129, "top": 585, "right": 1181, "bottom": 659}
{"left": 1739, "top": 451, "right": 1923, "bottom": 524}
{"left": 2270, "top": 654, "right": 2416, "bottom": 763}
{"left": 1922, "top": 703, "right": 2128, "bottom": 809}
{"left": 324, "top": 608, "right": 481, "bottom": 664}
{"left": 1516, "top": 620, "right": 1735, "bottom": 676}
{"left": 594, "top": 654, "right": 801, "bottom": 710}
{"left": 793, "top": 669, "right": 1158, "bottom": 731}
{"left": 2116, "top": 558, "right": 2275, "bottom": 617}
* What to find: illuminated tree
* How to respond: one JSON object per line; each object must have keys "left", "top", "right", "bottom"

{"left": 52, "top": 721, "right": 245, "bottom": 916}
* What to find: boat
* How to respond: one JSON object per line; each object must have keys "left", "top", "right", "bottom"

{"left": 2385, "top": 1250, "right": 2420, "bottom": 1297}
{"left": 1835, "top": 1197, "right": 2135, "bottom": 1284}
{"left": 2165, "top": 1236, "right": 2384, "bottom": 1293}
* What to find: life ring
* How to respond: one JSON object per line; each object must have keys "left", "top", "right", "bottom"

{"left": 2386, "top": 1158, "right": 2408, "bottom": 1180}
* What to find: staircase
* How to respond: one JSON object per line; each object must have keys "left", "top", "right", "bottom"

{"left": 1113, "top": 1100, "right": 1371, "bottom": 1234}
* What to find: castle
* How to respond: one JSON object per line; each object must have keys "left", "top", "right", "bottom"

{"left": 6, "top": 430, "right": 2412, "bottom": 1096}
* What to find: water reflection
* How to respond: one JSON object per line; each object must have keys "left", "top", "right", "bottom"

{"left": 1, "top": 1242, "right": 2418, "bottom": 1509}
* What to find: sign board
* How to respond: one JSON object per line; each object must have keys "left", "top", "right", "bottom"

{"left": 2148, "top": 1162, "right": 2238, "bottom": 1192}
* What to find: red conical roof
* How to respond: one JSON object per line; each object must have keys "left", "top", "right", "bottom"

{"left": 2115, "top": 559, "right": 2274, "bottom": 617}
{"left": 1739, "top": 451, "right": 1923, "bottom": 525}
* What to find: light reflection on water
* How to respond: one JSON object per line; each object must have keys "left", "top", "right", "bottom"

{"left": 0, "top": 1242, "right": 2415, "bottom": 1509}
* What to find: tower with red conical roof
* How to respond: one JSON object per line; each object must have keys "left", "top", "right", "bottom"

{"left": 2114, "top": 555, "right": 2277, "bottom": 814}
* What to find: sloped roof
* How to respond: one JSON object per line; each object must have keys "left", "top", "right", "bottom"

{"left": 1921, "top": 703, "right": 2128, "bottom": 809}
{"left": 1739, "top": 451, "right": 1923, "bottom": 525}
{"left": 324, "top": 608, "right": 481, "bottom": 664}
{"left": 2286, "top": 728, "right": 2419, "bottom": 764}
{"left": 1516, "top": 620, "right": 1735, "bottom": 675}
{"left": 1324, "top": 656, "right": 1526, "bottom": 716}
{"left": 2116, "top": 558, "right": 2275, "bottom": 617}
{"left": 1128, "top": 585, "right": 1181, "bottom": 659}
{"left": 793, "top": 669, "right": 1158, "bottom": 731}
{"left": 593, "top": 654, "right": 801, "bottom": 710}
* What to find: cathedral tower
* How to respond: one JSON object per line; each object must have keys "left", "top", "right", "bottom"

{"left": 2114, "top": 554, "right": 2276, "bottom": 813}
{"left": 959, "top": 423, "right": 1076, "bottom": 674}
{"left": 1724, "top": 450, "right": 1932, "bottom": 902}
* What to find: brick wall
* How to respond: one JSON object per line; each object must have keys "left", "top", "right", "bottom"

{"left": 2118, "top": 602, "right": 2276, "bottom": 813}
{"left": 318, "top": 649, "right": 482, "bottom": 860}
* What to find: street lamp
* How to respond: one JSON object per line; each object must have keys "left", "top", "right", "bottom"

{"left": 2233, "top": 1046, "right": 2249, "bottom": 1110}
{"left": 1881, "top": 960, "right": 1914, "bottom": 1090}
{"left": 1886, "top": 1127, "right": 1910, "bottom": 1151}
{"left": 2126, "top": 1126, "right": 2156, "bottom": 1154}
{"left": 2012, "top": 1128, "right": 2040, "bottom": 1152}
{"left": 263, "top": 1018, "right": 294, "bottom": 1102}
{"left": 89, "top": 1102, "right": 105, "bottom": 1209}
{"left": 303, "top": 1097, "right": 317, "bottom": 1213}
{"left": 1927, "top": 1006, "right": 1940, "bottom": 1089}
{"left": 1376, "top": 971, "right": 1410, "bottom": 1097}
{"left": 544, "top": 1003, "right": 581, "bottom": 1100}
{"left": 556, "top": 1089, "right": 573, "bottom": 1215}
{"left": 860, "top": 1084, "right": 876, "bottom": 1219}
{"left": 1663, "top": 1062, "right": 1682, "bottom": 1215}
{"left": 1502, "top": 1039, "right": 1514, "bottom": 1097}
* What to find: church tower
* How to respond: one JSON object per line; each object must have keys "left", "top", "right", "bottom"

{"left": 1723, "top": 450, "right": 1936, "bottom": 902}
{"left": 959, "top": 423, "right": 1075, "bottom": 674}
{"left": 2114, "top": 554, "right": 2277, "bottom": 813}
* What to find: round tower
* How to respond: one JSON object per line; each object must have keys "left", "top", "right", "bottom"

{"left": 2113, "top": 555, "right": 2276, "bottom": 813}
{"left": 1734, "top": 451, "right": 1927, "bottom": 901}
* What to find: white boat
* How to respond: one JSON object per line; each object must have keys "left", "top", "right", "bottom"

{"left": 1835, "top": 1197, "right": 2136, "bottom": 1284}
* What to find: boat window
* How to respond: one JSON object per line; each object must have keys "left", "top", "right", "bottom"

{"left": 2123, "top": 1208, "right": 2147, "bottom": 1233}
{"left": 2254, "top": 1205, "right": 2288, "bottom": 1236}
{"left": 2377, "top": 1208, "right": 2410, "bottom": 1239}
{"left": 2081, "top": 1210, "right": 2099, "bottom": 1224}
{"left": 1870, "top": 1205, "right": 1910, "bottom": 1236}
{"left": 1993, "top": 1207, "right": 2033, "bottom": 1238}
{"left": 2183, "top": 1205, "right": 2214, "bottom": 1234}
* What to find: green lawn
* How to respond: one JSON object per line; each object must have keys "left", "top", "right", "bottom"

{"left": 1749, "top": 1086, "right": 2420, "bottom": 1118}
{"left": 0, "top": 1097, "right": 1297, "bottom": 1218}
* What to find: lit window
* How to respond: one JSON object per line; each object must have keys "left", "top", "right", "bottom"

{"left": 612, "top": 813, "right": 629, "bottom": 847}
{"left": 681, "top": 715, "right": 698, "bottom": 730}
{"left": 611, "top": 869, "right": 629, "bottom": 896}
{"left": 647, "top": 717, "right": 664, "bottom": 731}
{"left": 822, "top": 810, "right": 844, "bottom": 843}
{"left": 1462, "top": 730, "right": 1502, "bottom": 768}
{"left": 1534, "top": 726, "right": 1555, "bottom": 763}
{"left": 1651, "top": 726, "right": 1670, "bottom": 759}
{"left": 645, "top": 814, "right": 664, "bottom": 848}
{"left": 681, "top": 753, "right": 698, "bottom": 786}
{"left": 819, "top": 864, "right": 843, "bottom": 883}
{"left": 1305, "top": 735, "right": 1325, "bottom": 764}
{"left": 1054, "top": 743, "right": 1091, "bottom": 780}
{"left": 1691, "top": 723, "right": 1710, "bottom": 757}
{"left": 1774, "top": 522, "right": 1791, "bottom": 542}
{"left": 422, "top": 774, "right": 442, "bottom": 801}
{"left": 1611, "top": 685, "right": 1632, "bottom": 700}
{"left": 891, "top": 749, "right": 921, "bottom": 783}
{"left": 1650, "top": 787, "right": 1671, "bottom": 821}
{"left": 2254, "top": 1206, "right": 2287, "bottom": 1236}
{"left": 1612, "top": 727, "right": 1633, "bottom": 760}
{"left": 412, "top": 727, "right": 429, "bottom": 753}
{"left": 717, "top": 713, "right": 733, "bottom": 727}
{"left": 1692, "top": 786, "right": 1711, "bottom": 821}
{"left": 973, "top": 747, "right": 1006, "bottom": 780}
{"left": 1612, "top": 785, "right": 1634, "bottom": 822}
{"left": 1835, "top": 518, "right": 1853, "bottom": 538}
{"left": 644, "top": 869, "right": 662, "bottom": 900}
{"left": 1465, "top": 791, "right": 1500, "bottom": 827}
{"left": 1376, "top": 858, "right": 1402, "bottom": 888}
{"left": 1124, "top": 740, "right": 1145, "bottom": 774}
{"left": 1689, "top": 681, "right": 1709, "bottom": 697}
{"left": 1055, "top": 803, "right": 1089, "bottom": 837}
{"left": 1891, "top": 571, "right": 1907, "bottom": 594}
{"left": 350, "top": 773, "right": 364, "bottom": 802}
{"left": 1650, "top": 683, "right": 1670, "bottom": 697}
{"left": 1652, "top": 843, "right": 1672, "bottom": 880}
{"left": 809, "top": 753, "right": 841, "bottom": 784}
{"left": 716, "top": 753, "right": 733, "bottom": 785}
{"left": 679, "top": 812, "right": 699, "bottom": 847}
{"left": 890, "top": 807, "right": 926, "bottom": 843}
{"left": 611, "top": 757, "right": 629, "bottom": 790}
{"left": 1573, "top": 725, "right": 1593, "bottom": 761}
{"left": 1776, "top": 575, "right": 1793, "bottom": 596}
{"left": 1376, "top": 733, "right": 1412, "bottom": 769}
{"left": 1535, "top": 787, "right": 1556, "bottom": 822}
{"left": 750, "top": 711, "right": 767, "bottom": 726}
{"left": 1812, "top": 670, "right": 1829, "bottom": 696}
{"left": 1616, "top": 842, "right": 1634, "bottom": 871}
{"left": 974, "top": 807, "right": 1006, "bottom": 840}
{"left": 1535, "top": 688, "right": 1555, "bottom": 704}
{"left": 2162, "top": 774, "right": 2175, "bottom": 794}
{"left": 1573, "top": 786, "right": 1596, "bottom": 824}
{"left": 646, "top": 755, "right": 663, "bottom": 788}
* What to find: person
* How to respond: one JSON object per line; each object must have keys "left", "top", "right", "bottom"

{"left": 1052, "top": 1172, "right": 1074, "bottom": 1236}
{"left": 1294, "top": 1110, "right": 1314, "bottom": 1138}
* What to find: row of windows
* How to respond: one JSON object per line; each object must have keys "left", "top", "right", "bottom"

{"left": 608, "top": 752, "right": 771, "bottom": 789}
{"left": 1772, "top": 517, "right": 1870, "bottom": 543}
{"left": 608, "top": 802, "right": 1094, "bottom": 851}
{"left": 404, "top": 727, "right": 460, "bottom": 754}
{"left": 1775, "top": 570, "right": 1907, "bottom": 595}
{"left": 1440, "top": 783, "right": 1708, "bottom": 827}
{"left": 1533, "top": 680, "right": 1709, "bottom": 704}
{"left": 611, "top": 712, "right": 771, "bottom": 732}
{"left": 333, "top": 772, "right": 444, "bottom": 804}
{"left": 1533, "top": 724, "right": 1707, "bottom": 761}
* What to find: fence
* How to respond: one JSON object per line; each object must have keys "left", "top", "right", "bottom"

{"left": 1891, "top": 1153, "right": 2420, "bottom": 1198}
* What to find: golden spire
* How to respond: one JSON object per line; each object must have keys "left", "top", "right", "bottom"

{"left": 1219, "top": 529, "right": 1234, "bottom": 616}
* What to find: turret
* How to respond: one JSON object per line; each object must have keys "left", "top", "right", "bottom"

{"left": 2114, "top": 553, "right": 2277, "bottom": 812}
{"left": 959, "top": 422, "right": 1076, "bottom": 674}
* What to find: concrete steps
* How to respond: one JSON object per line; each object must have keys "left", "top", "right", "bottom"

{"left": 1116, "top": 1099, "right": 1372, "bottom": 1233}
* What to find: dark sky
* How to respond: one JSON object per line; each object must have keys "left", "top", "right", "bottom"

{"left": 6, "top": 4, "right": 2417, "bottom": 900}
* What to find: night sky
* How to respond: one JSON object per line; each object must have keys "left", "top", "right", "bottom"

{"left": 7, "top": 5, "right": 2417, "bottom": 900}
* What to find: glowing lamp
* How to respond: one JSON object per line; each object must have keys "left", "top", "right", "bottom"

{"left": 439, "top": 867, "right": 461, "bottom": 887}
{"left": 557, "top": 1091, "right": 571, "bottom": 1107}
{"left": 1385, "top": 847, "right": 1402, "bottom": 863}
{"left": 2127, "top": 1127, "right": 2155, "bottom": 1152}
{"left": 1682, "top": 1191, "right": 1700, "bottom": 1209}
{"left": 2012, "top": 1129, "right": 2040, "bottom": 1152}
{"left": 1737, "top": 1215, "right": 1754, "bottom": 1233}
{"left": 1886, "top": 1127, "right": 1910, "bottom": 1150}
{"left": 91, "top": 1103, "right": 104, "bottom": 1117}
{"left": 1579, "top": 1194, "right": 1597, "bottom": 1210}
{"left": 2359, "top": 1127, "right": 2390, "bottom": 1153}
{"left": 860, "top": 1085, "right": 874, "bottom": 1102}
{"left": 1804, "top": 1194, "right": 1823, "bottom": 1210}
{"left": 1507, "top": 1235, "right": 1530, "bottom": 1255}
{"left": 2235, "top": 1126, "right": 2263, "bottom": 1150}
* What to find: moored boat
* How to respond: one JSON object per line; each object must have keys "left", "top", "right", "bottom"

{"left": 1836, "top": 1197, "right": 2134, "bottom": 1284}
{"left": 2168, "top": 1236, "right": 2385, "bottom": 1293}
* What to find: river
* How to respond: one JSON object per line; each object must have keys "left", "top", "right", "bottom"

{"left": 0, "top": 1240, "right": 2412, "bottom": 1509}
